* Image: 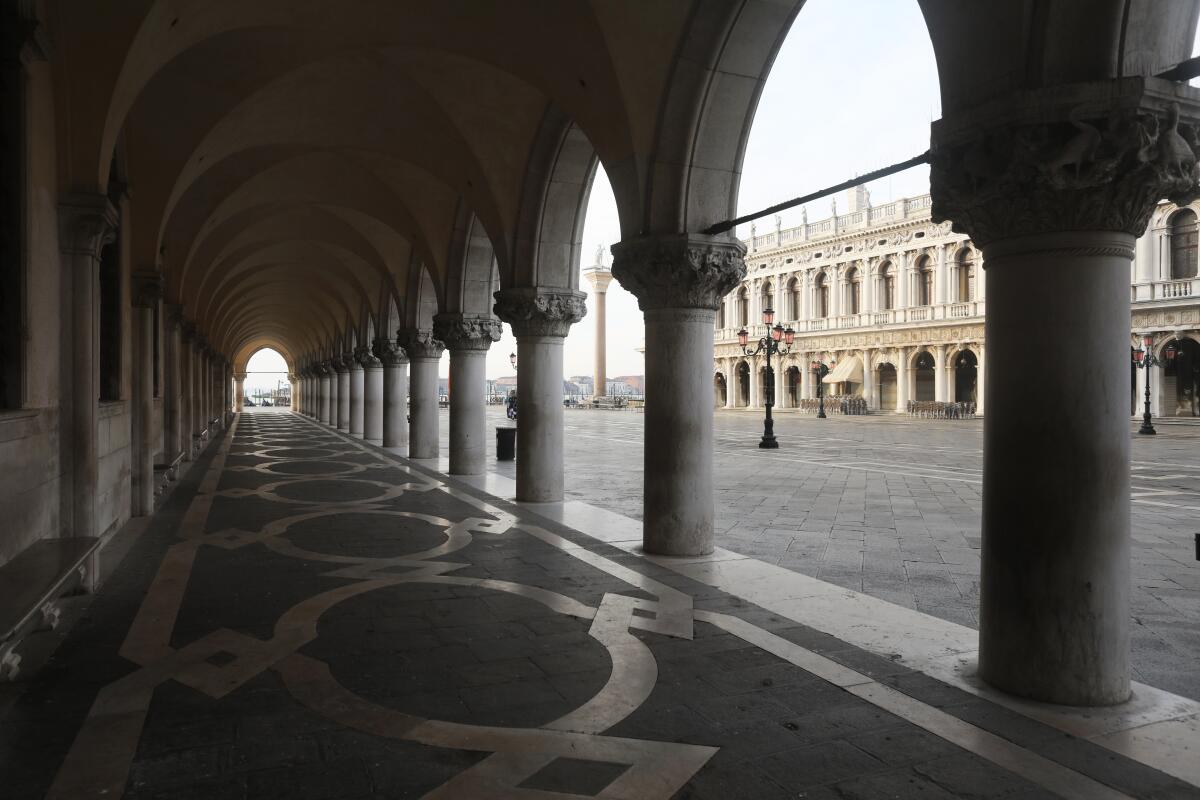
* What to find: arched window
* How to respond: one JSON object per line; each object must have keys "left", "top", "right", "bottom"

{"left": 955, "top": 248, "right": 975, "bottom": 301}
{"left": 760, "top": 280, "right": 773, "bottom": 316}
{"left": 737, "top": 286, "right": 748, "bottom": 327}
{"left": 1170, "top": 209, "right": 1198, "bottom": 280}
{"left": 787, "top": 277, "right": 800, "bottom": 320}
{"left": 814, "top": 272, "right": 829, "bottom": 318}
{"left": 879, "top": 262, "right": 895, "bottom": 310}
{"left": 846, "top": 266, "right": 861, "bottom": 314}
{"left": 917, "top": 256, "right": 934, "bottom": 306}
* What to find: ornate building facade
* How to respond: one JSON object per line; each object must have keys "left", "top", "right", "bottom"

{"left": 714, "top": 187, "right": 1200, "bottom": 417}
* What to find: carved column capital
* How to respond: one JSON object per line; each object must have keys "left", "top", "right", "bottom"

{"left": 233, "top": 372, "right": 247, "bottom": 382}
{"left": 374, "top": 338, "right": 409, "bottom": 367}
{"left": 432, "top": 313, "right": 502, "bottom": 352}
{"left": 58, "top": 194, "right": 118, "bottom": 261}
{"left": 131, "top": 271, "right": 163, "bottom": 309}
{"left": 355, "top": 345, "right": 382, "bottom": 369}
{"left": 164, "top": 304, "right": 184, "bottom": 331}
{"left": 610, "top": 234, "right": 746, "bottom": 311}
{"left": 396, "top": 329, "right": 445, "bottom": 360}
{"left": 341, "top": 350, "right": 362, "bottom": 372}
{"left": 318, "top": 360, "right": 333, "bottom": 376}
{"left": 930, "top": 80, "right": 1200, "bottom": 249}
{"left": 493, "top": 288, "right": 586, "bottom": 338}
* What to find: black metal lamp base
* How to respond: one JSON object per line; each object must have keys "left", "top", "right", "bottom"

{"left": 1138, "top": 420, "right": 1157, "bottom": 435}
{"left": 758, "top": 437, "right": 779, "bottom": 449}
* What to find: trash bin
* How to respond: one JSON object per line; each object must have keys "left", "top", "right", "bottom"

{"left": 496, "top": 426, "right": 517, "bottom": 461}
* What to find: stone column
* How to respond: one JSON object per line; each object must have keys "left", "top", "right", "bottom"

{"left": 399, "top": 331, "right": 444, "bottom": 459}
{"left": 861, "top": 351, "right": 875, "bottom": 410}
{"left": 349, "top": 350, "right": 365, "bottom": 437}
{"left": 289, "top": 374, "right": 298, "bottom": 412}
{"left": 319, "top": 363, "right": 332, "bottom": 425}
{"left": 131, "top": 272, "right": 161, "bottom": 517}
{"left": 929, "top": 85, "right": 1200, "bottom": 705}
{"left": 933, "top": 344, "right": 948, "bottom": 401}
{"left": 360, "top": 349, "right": 384, "bottom": 443}
{"left": 435, "top": 314, "right": 502, "bottom": 475}
{"left": 494, "top": 288, "right": 586, "bottom": 501}
{"left": 895, "top": 347, "right": 910, "bottom": 413}
{"left": 181, "top": 325, "right": 196, "bottom": 459}
{"left": 378, "top": 339, "right": 409, "bottom": 448}
{"left": 194, "top": 338, "right": 207, "bottom": 438}
{"left": 335, "top": 355, "right": 351, "bottom": 431}
{"left": 800, "top": 353, "right": 813, "bottom": 400}
{"left": 612, "top": 234, "right": 744, "bottom": 555}
{"left": 164, "top": 305, "right": 183, "bottom": 458}
{"left": 748, "top": 358, "right": 759, "bottom": 409}
{"left": 724, "top": 358, "right": 736, "bottom": 409}
{"left": 234, "top": 372, "right": 246, "bottom": 412}
{"left": 583, "top": 264, "right": 613, "bottom": 398}
{"left": 58, "top": 197, "right": 117, "bottom": 540}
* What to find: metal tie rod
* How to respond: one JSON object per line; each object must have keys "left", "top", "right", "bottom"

{"left": 703, "top": 150, "right": 931, "bottom": 235}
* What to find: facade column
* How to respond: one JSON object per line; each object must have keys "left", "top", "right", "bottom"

{"left": 977, "top": 344, "right": 986, "bottom": 415}
{"left": 131, "top": 273, "right": 161, "bottom": 517}
{"left": 349, "top": 350, "right": 365, "bottom": 437}
{"left": 933, "top": 344, "right": 948, "bottom": 401}
{"left": 435, "top": 314, "right": 502, "bottom": 475}
{"left": 378, "top": 339, "right": 409, "bottom": 449}
{"left": 319, "top": 363, "right": 332, "bottom": 425}
{"left": 494, "top": 288, "right": 586, "bottom": 502}
{"left": 583, "top": 261, "right": 613, "bottom": 398}
{"left": 181, "top": 325, "right": 196, "bottom": 459}
{"left": 194, "top": 339, "right": 208, "bottom": 437}
{"left": 724, "top": 358, "right": 736, "bottom": 409}
{"left": 360, "top": 350, "right": 384, "bottom": 444}
{"left": 612, "top": 235, "right": 743, "bottom": 555}
{"left": 861, "top": 350, "right": 875, "bottom": 410}
{"left": 399, "top": 331, "right": 444, "bottom": 459}
{"left": 289, "top": 374, "right": 298, "bottom": 412}
{"left": 773, "top": 360, "right": 785, "bottom": 408}
{"left": 327, "top": 358, "right": 339, "bottom": 425}
{"left": 335, "top": 354, "right": 351, "bottom": 431}
{"left": 800, "top": 353, "right": 813, "bottom": 400}
{"left": 58, "top": 197, "right": 117, "bottom": 540}
{"left": 234, "top": 372, "right": 246, "bottom": 412}
{"left": 895, "top": 347, "right": 910, "bottom": 413}
{"left": 164, "top": 305, "right": 184, "bottom": 458}
{"left": 930, "top": 85, "right": 1200, "bottom": 705}
{"left": 747, "top": 357, "right": 759, "bottom": 409}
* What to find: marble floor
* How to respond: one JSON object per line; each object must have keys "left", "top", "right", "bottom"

{"left": 2, "top": 410, "right": 1198, "bottom": 799}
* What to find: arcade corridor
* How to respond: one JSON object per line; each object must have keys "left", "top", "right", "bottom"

{"left": 2, "top": 411, "right": 1197, "bottom": 799}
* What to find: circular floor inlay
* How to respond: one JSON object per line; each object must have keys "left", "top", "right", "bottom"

{"left": 286, "top": 513, "right": 449, "bottom": 558}
{"left": 273, "top": 478, "right": 385, "bottom": 503}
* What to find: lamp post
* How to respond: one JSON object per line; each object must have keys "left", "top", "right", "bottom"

{"left": 738, "top": 308, "right": 795, "bottom": 448}
{"left": 1133, "top": 336, "right": 1176, "bottom": 435}
{"left": 811, "top": 358, "right": 833, "bottom": 419}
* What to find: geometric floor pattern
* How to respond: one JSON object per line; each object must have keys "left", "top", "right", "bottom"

{"left": 2, "top": 411, "right": 1196, "bottom": 798}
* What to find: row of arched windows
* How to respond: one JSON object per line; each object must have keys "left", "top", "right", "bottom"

{"left": 1169, "top": 209, "right": 1199, "bottom": 280}
{"left": 721, "top": 248, "right": 978, "bottom": 326}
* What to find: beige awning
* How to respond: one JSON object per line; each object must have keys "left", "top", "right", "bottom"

{"left": 823, "top": 355, "right": 863, "bottom": 384}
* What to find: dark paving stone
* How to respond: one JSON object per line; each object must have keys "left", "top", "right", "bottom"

{"left": 519, "top": 757, "right": 629, "bottom": 795}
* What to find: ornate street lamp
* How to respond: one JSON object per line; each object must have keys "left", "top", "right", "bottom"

{"left": 1133, "top": 336, "right": 1176, "bottom": 435}
{"left": 810, "top": 357, "right": 834, "bottom": 419}
{"left": 738, "top": 308, "right": 795, "bottom": 448}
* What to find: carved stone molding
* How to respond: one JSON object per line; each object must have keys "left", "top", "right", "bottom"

{"left": 397, "top": 329, "right": 446, "bottom": 359}
{"left": 331, "top": 355, "right": 349, "bottom": 373}
{"left": 493, "top": 288, "right": 587, "bottom": 338}
{"left": 57, "top": 194, "right": 118, "bottom": 261}
{"left": 355, "top": 345, "right": 382, "bottom": 369}
{"left": 373, "top": 337, "right": 409, "bottom": 367}
{"left": 610, "top": 235, "right": 746, "bottom": 311}
{"left": 432, "top": 313, "right": 503, "bottom": 352}
{"left": 930, "top": 82, "right": 1200, "bottom": 247}
{"left": 131, "top": 271, "right": 163, "bottom": 309}
{"left": 318, "top": 360, "right": 333, "bottom": 376}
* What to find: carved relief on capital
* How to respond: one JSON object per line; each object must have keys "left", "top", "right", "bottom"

{"left": 610, "top": 234, "right": 746, "bottom": 311}
{"left": 355, "top": 345, "right": 382, "bottom": 369}
{"left": 432, "top": 313, "right": 502, "bottom": 352}
{"left": 373, "top": 337, "right": 409, "bottom": 367}
{"left": 930, "top": 88, "right": 1200, "bottom": 247}
{"left": 493, "top": 288, "right": 587, "bottom": 338}
{"left": 131, "top": 271, "right": 163, "bottom": 309}
{"left": 58, "top": 194, "right": 118, "bottom": 261}
{"left": 396, "top": 329, "right": 446, "bottom": 359}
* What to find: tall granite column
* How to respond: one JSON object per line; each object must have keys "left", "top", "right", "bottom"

{"left": 434, "top": 314, "right": 502, "bottom": 475}
{"left": 361, "top": 348, "right": 384, "bottom": 444}
{"left": 930, "top": 84, "right": 1200, "bottom": 705}
{"left": 131, "top": 272, "right": 161, "bottom": 516}
{"left": 379, "top": 339, "right": 409, "bottom": 449}
{"left": 181, "top": 324, "right": 196, "bottom": 459}
{"left": 583, "top": 259, "right": 613, "bottom": 398}
{"left": 399, "top": 331, "right": 444, "bottom": 459}
{"left": 336, "top": 354, "right": 351, "bottom": 431}
{"left": 164, "top": 306, "right": 183, "bottom": 457}
{"left": 289, "top": 374, "right": 298, "bottom": 412}
{"left": 58, "top": 196, "right": 117, "bottom": 540}
{"left": 234, "top": 372, "right": 246, "bottom": 412}
{"left": 349, "top": 349, "right": 366, "bottom": 437}
{"left": 612, "top": 235, "right": 744, "bottom": 555}
{"left": 319, "top": 363, "right": 332, "bottom": 425}
{"left": 494, "top": 288, "right": 586, "bottom": 502}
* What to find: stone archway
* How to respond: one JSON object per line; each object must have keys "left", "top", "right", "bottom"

{"left": 786, "top": 366, "right": 801, "bottom": 407}
{"left": 914, "top": 352, "right": 935, "bottom": 402}
{"left": 1162, "top": 337, "right": 1200, "bottom": 417}
{"left": 736, "top": 362, "right": 750, "bottom": 408}
{"left": 713, "top": 373, "right": 727, "bottom": 408}
{"left": 953, "top": 349, "right": 978, "bottom": 403}
{"left": 877, "top": 363, "right": 897, "bottom": 410}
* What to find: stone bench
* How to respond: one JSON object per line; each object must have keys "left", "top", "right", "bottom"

{"left": 0, "top": 537, "right": 100, "bottom": 681}
{"left": 153, "top": 450, "right": 185, "bottom": 496}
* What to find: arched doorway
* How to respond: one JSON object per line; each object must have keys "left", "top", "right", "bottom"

{"left": 737, "top": 362, "right": 750, "bottom": 408}
{"left": 954, "top": 350, "right": 978, "bottom": 403}
{"left": 245, "top": 348, "right": 291, "bottom": 410}
{"left": 1162, "top": 338, "right": 1200, "bottom": 417}
{"left": 914, "top": 352, "right": 935, "bottom": 401}
{"left": 878, "top": 363, "right": 897, "bottom": 410}
{"left": 714, "top": 373, "right": 727, "bottom": 408}
{"left": 786, "top": 365, "right": 800, "bottom": 407}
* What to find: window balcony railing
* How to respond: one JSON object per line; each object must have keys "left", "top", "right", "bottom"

{"left": 948, "top": 302, "right": 974, "bottom": 318}
{"left": 714, "top": 300, "right": 987, "bottom": 344}
{"left": 908, "top": 307, "right": 930, "bottom": 322}
{"left": 1161, "top": 278, "right": 1196, "bottom": 298}
{"left": 872, "top": 311, "right": 894, "bottom": 325}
